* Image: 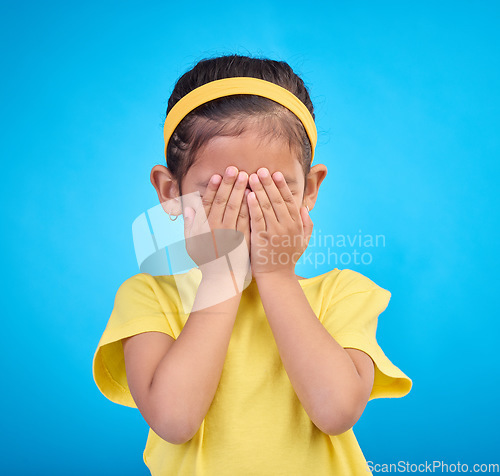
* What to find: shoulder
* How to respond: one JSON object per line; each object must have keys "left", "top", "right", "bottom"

{"left": 117, "top": 272, "right": 151, "bottom": 290}
{"left": 112, "top": 273, "right": 157, "bottom": 304}
{"left": 322, "top": 268, "right": 391, "bottom": 304}
{"left": 112, "top": 268, "right": 203, "bottom": 320}
{"left": 335, "top": 268, "right": 389, "bottom": 292}
{"left": 302, "top": 267, "right": 387, "bottom": 291}
{"left": 116, "top": 268, "right": 201, "bottom": 298}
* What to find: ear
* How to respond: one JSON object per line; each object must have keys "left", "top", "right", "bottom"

{"left": 150, "top": 165, "right": 182, "bottom": 216}
{"left": 302, "top": 164, "right": 328, "bottom": 211}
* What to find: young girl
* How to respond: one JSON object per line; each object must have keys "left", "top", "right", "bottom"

{"left": 92, "top": 54, "right": 412, "bottom": 475}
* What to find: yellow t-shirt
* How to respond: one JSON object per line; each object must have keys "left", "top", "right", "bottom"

{"left": 92, "top": 267, "right": 412, "bottom": 475}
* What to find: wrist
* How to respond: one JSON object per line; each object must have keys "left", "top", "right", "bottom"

{"left": 198, "top": 258, "right": 230, "bottom": 280}
{"left": 253, "top": 269, "right": 297, "bottom": 285}
{"left": 198, "top": 261, "right": 247, "bottom": 296}
{"left": 194, "top": 268, "right": 243, "bottom": 312}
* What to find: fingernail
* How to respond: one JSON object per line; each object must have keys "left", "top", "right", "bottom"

{"left": 257, "top": 168, "right": 269, "bottom": 178}
{"left": 211, "top": 174, "right": 222, "bottom": 184}
{"left": 226, "top": 166, "right": 237, "bottom": 177}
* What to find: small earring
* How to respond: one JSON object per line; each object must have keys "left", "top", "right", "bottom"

{"left": 168, "top": 213, "right": 179, "bottom": 221}
{"left": 306, "top": 205, "right": 310, "bottom": 212}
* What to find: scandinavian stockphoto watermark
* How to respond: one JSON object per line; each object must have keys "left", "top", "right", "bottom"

{"left": 366, "top": 460, "right": 499, "bottom": 473}
{"left": 132, "top": 192, "right": 387, "bottom": 274}
{"left": 131, "top": 192, "right": 387, "bottom": 312}
{"left": 287, "top": 227, "right": 385, "bottom": 268}
{"left": 250, "top": 228, "right": 386, "bottom": 268}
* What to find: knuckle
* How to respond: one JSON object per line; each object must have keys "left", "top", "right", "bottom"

{"left": 261, "top": 201, "right": 272, "bottom": 211}
{"left": 225, "top": 201, "right": 239, "bottom": 212}
{"left": 213, "top": 195, "right": 227, "bottom": 206}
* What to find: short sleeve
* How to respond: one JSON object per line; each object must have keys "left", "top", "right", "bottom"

{"left": 92, "top": 273, "right": 177, "bottom": 408}
{"left": 321, "top": 271, "right": 412, "bottom": 401}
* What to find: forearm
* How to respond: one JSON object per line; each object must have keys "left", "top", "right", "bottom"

{"left": 150, "top": 272, "right": 241, "bottom": 441}
{"left": 256, "top": 272, "right": 364, "bottom": 434}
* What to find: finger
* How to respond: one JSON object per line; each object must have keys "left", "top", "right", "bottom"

{"left": 255, "top": 168, "right": 291, "bottom": 223}
{"left": 209, "top": 166, "right": 239, "bottom": 224}
{"left": 249, "top": 171, "right": 277, "bottom": 224}
{"left": 190, "top": 193, "right": 212, "bottom": 235}
{"left": 271, "top": 170, "right": 301, "bottom": 223}
{"left": 223, "top": 171, "right": 248, "bottom": 228}
{"left": 201, "top": 173, "right": 222, "bottom": 220}
{"left": 183, "top": 206, "right": 195, "bottom": 236}
{"left": 247, "top": 190, "right": 266, "bottom": 233}
{"left": 300, "top": 206, "right": 314, "bottom": 248}
{"left": 237, "top": 188, "right": 251, "bottom": 246}
{"left": 237, "top": 187, "right": 250, "bottom": 232}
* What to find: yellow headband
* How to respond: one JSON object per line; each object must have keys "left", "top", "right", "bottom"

{"left": 163, "top": 77, "right": 317, "bottom": 163}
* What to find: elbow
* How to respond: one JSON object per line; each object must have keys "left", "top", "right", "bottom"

{"left": 154, "top": 411, "right": 200, "bottom": 445}
{"left": 320, "top": 419, "right": 355, "bottom": 437}
{"left": 156, "top": 419, "right": 196, "bottom": 445}
{"left": 313, "top": 381, "right": 370, "bottom": 436}
{"left": 313, "top": 401, "right": 363, "bottom": 437}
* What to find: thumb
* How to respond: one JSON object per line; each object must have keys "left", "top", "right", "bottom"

{"left": 300, "top": 206, "right": 314, "bottom": 248}
{"left": 183, "top": 206, "right": 194, "bottom": 231}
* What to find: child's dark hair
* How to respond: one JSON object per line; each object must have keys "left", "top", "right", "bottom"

{"left": 165, "top": 54, "right": 315, "bottom": 196}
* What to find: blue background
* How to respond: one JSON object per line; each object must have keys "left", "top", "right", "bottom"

{"left": 2, "top": 0, "right": 499, "bottom": 474}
